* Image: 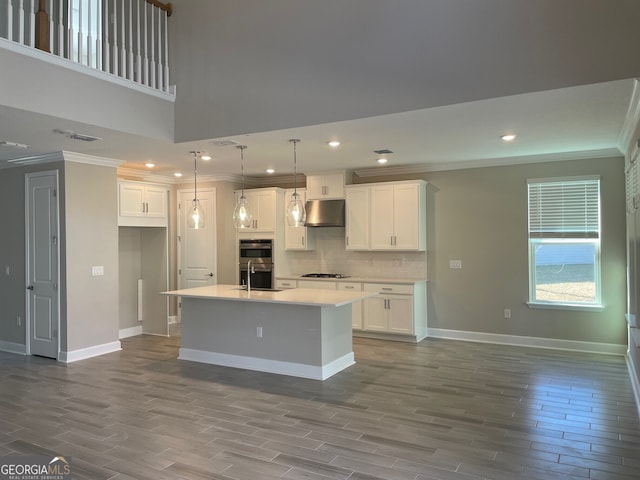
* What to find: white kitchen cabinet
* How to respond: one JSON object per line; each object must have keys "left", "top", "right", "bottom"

{"left": 284, "top": 188, "right": 315, "bottom": 250}
{"left": 234, "top": 188, "right": 282, "bottom": 233}
{"left": 118, "top": 181, "right": 168, "bottom": 227}
{"left": 306, "top": 172, "right": 348, "bottom": 199}
{"left": 345, "top": 185, "right": 370, "bottom": 250}
{"left": 361, "top": 282, "right": 427, "bottom": 341}
{"left": 338, "top": 281, "right": 363, "bottom": 329}
{"left": 370, "top": 181, "right": 426, "bottom": 251}
{"left": 298, "top": 279, "right": 337, "bottom": 289}
{"left": 275, "top": 278, "right": 297, "bottom": 289}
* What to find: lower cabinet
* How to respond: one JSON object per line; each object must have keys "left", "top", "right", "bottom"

{"left": 360, "top": 282, "right": 427, "bottom": 342}
{"left": 337, "top": 281, "right": 363, "bottom": 329}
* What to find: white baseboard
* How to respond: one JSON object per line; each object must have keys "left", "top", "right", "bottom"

{"left": 59, "top": 341, "right": 122, "bottom": 363}
{"left": 119, "top": 325, "right": 143, "bottom": 339}
{"left": 428, "top": 328, "right": 627, "bottom": 355}
{"left": 178, "top": 348, "right": 355, "bottom": 380}
{"left": 0, "top": 340, "right": 27, "bottom": 355}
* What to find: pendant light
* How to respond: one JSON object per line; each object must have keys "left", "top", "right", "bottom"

{"left": 286, "top": 139, "right": 306, "bottom": 227}
{"left": 187, "top": 151, "right": 205, "bottom": 229}
{"left": 233, "top": 145, "right": 253, "bottom": 229}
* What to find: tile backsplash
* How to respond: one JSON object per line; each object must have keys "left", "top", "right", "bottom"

{"left": 281, "top": 227, "right": 427, "bottom": 279}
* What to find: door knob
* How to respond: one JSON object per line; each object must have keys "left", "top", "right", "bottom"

{"left": 26, "top": 285, "right": 34, "bottom": 290}
{"left": 205, "top": 273, "right": 214, "bottom": 277}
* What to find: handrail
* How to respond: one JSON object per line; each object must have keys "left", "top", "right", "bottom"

{"left": 146, "top": 0, "right": 172, "bottom": 17}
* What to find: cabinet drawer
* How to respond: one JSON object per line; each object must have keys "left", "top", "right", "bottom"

{"left": 337, "top": 282, "right": 362, "bottom": 291}
{"left": 364, "top": 283, "right": 414, "bottom": 295}
{"left": 298, "top": 280, "right": 337, "bottom": 289}
{"left": 275, "top": 279, "right": 297, "bottom": 289}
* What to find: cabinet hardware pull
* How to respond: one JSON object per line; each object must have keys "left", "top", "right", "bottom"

{"left": 345, "top": 286, "right": 354, "bottom": 289}
{"left": 382, "top": 287, "right": 392, "bottom": 291}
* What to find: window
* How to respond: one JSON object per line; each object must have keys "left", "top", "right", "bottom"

{"left": 527, "top": 177, "right": 601, "bottom": 308}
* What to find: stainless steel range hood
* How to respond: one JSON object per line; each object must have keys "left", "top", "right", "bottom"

{"left": 304, "top": 199, "right": 345, "bottom": 227}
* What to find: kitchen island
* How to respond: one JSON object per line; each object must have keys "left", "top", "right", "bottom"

{"left": 161, "top": 285, "right": 376, "bottom": 380}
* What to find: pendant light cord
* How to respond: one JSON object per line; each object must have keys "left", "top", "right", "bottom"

{"left": 193, "top": 153, "right": 198, "bottom": 202}
{"left": 290, "top": 139, "right": 300, "bottom": 194}
{"left": 239, "top": 145, "right": 247, "bottom": 195}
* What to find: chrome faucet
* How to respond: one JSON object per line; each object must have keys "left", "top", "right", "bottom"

{"left": 247, "top": 260, "right": 255, "bottom": 293}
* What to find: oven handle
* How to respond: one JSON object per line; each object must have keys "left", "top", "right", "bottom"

{"left": 239, "top": 265, "right": 273, "bottom": 273}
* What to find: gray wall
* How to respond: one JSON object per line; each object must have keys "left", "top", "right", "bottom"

{"left": 62, "top": 161, "right": 120, "bottom": 352}
{"left": 350, "top": 156, "right": 627, "bottom": 346}
{"left": 0, "top": 160, "right": 64, "bottom": 349}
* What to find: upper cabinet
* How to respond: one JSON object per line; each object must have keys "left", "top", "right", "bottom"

{"left": 345, "top": 180, "right": 426, "bottom": 251}
{"left": 284, "top": 188, "right": 315, "bottom": 250}
{"left": 305, "top": 172, "right": 348, "bottom": 199}
{"left": 118, "top": 181, "right": 168, "bottom": 227}
{"left": 234, "top": 188, "right": 283, "bottom": 233}
{"left": 345, "top": 186, "right": 370, "bottom": 250}
{"left": 371, "top": 181, "right": 426, "bottom": 250}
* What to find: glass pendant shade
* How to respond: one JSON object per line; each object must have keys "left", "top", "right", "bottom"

{"left": 233, "top": 193, "right": 253, "bottom": 228}
{"left": 286, "top": 138, "right": 306, "bottom": 227}
{"left": 188, "top": 199, "right": 205, "bottom": 229}
{"left": 286, "top": 191, "right": 306, "bottom": 227}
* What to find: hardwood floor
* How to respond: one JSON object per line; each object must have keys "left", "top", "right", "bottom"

{"left": 0, "top": 335, "right": 638, "bottom": 480}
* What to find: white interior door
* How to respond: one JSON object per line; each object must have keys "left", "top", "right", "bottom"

{"left": 26, "top": 171, "right": 60, "bottom": 359}
{"left": 177, "top": 188, "right": 217, "bottom": 319}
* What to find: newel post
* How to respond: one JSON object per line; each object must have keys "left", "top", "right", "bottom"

{"left": 35, "top": 0, "right": 50, "bottom": 52}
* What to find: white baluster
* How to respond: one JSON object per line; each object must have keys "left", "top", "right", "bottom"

{"left": 120, "top": 0, "right": 126, "bottom": 77}
{"left": 127, "top": 0, "right": 133, "bottom": 80}
{"left": 7, "top": 0, "right": 13, "bottom": 42}
{"left": 18, "top": 0, "right": 24, "bottom": 45}
{"left": 149, "top": 4, "right": 155, "bottom": 89}
{"left": 86, "top": 0, "right": 92, "bottom": 67}
{"left": 156, "top": 6, "right": 162, "bottom": 90}
{"left": 67, "top": 0, "right": 74, "bottom": 59}
{"left": 103, "top": 0, "right": 110, "bottom": 73}
{"left": 77, "top": 0, "right": 83, "bottom": 63}
{"left": 48, "top": 0, "right": 54, "bottom": 55}
{"left": 95, "top": 0, "right": 102, "bottom": 71}
{"left": 163, "top": 8, "right": 169, "bottom": 92}
{"left": 143, "top": 1, "right": 148, "bottom": 86}
{"left": 135, "top": 0, "right": 141, "bottom": 83}
{"left": 29, "top": 0, "right": 36, "bottom": 47}
{"left": 112, "top": 0, "right": 118, "bottom": 75}
{"left": 57, "top": 0, "right": 63, "bottom": 56}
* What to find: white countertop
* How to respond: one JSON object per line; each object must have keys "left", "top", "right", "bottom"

{"left": 161, "top": 284, "right": 376, "bottom": 307}
{"left": 279, "top": 275, "right": 427, "bottom": 285}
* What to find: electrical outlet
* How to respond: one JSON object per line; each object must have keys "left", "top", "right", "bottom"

{"left": 504, "top": 309, "right": 511, "bottom": 319}
{"left": 17, "top": 316, "right": 21, "bottom": 327}
{"left": 449, "top": 260, "right": 462, "bottom": 269}
{"left": 5, "top": 266, "right": 9, "bottom": 276}
{"left": 91, "top": 266, "right": 104, "bottom": 276}
{"left": 257, "top": 326, "right": 263, "bottom": 338}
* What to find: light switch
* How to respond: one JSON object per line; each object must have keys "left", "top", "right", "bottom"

{"left": 449, "top": 260, "right": 462, "bottom": 269}
{"left": 92, "top": 266, "right": 104, "bottom": 276}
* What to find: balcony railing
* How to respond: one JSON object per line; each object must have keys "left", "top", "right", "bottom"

{"left": 1, "top": 0, "right": 173, "bottom": 94}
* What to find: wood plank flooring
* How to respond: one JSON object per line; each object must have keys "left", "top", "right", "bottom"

{"left": 0, "top": 335, "right": 639, "bottom": 480}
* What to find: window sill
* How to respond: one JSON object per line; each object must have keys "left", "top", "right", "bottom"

{"left": 527, "top": 302, "right": 604, "bottom": 313}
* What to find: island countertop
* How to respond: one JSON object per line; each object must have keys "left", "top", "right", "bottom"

{"left": 161, "top": 284, "right": 376, "bottom": 307}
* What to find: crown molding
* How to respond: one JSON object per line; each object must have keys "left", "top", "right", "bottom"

{"left": 618, "top": 78, "right": 640, "bottom": 158}
{"left": 62, "top": 151, "right": 124, "bottom": 168}
{"left": 353, "top": 148, "right": 623, "bottom": 178}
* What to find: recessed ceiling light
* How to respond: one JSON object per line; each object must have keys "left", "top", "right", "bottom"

{"left": 145, "top": 162, "right": 155, "bottom": 168}
{"left": 200, "top": 154, "right": 212, "bottom": 160}
{"left": 328, "top": 140, "right": 341, "bottom": 148}
{"left": 377, "top": 158, "right": 388, "bottom": 165}
{"left": 266, "top": 168, "right": 275, "bottom": 174}
{"left": 174, "top": 172, "right": 183, "bottom": 178}
{"left": 501, "top": 134, "right": 516, "bottom": 142}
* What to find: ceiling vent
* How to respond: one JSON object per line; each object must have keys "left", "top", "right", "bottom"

{"left": 211, "top": 139, "right": 240, "bottom": 147}
{"left": 53, "top": 129, "right": 101, "bottom": 142}
{"left": 374, "top": 149, "right": 393, "bottom": 154}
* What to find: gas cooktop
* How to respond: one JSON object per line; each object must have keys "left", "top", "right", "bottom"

{"left": 301, "top": 273, "right": 351, "bottom": 279}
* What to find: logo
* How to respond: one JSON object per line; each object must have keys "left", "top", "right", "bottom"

{"left": 0, "top": 455, "right": 71, "bottom": 480}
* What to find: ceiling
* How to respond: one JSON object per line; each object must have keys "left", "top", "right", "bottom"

{"left": 1, "top": 1, "right": 639, "bottom": 181}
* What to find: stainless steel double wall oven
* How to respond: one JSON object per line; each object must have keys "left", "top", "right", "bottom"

{"left": 238, "top": 239, "right": 274, "bottom": 289}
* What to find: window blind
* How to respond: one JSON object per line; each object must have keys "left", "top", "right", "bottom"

{"left": 528, "top": 178, "right": 600, "bottom": 238}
